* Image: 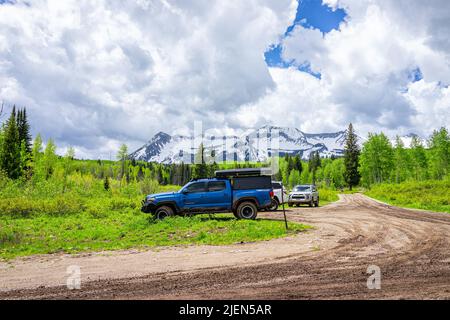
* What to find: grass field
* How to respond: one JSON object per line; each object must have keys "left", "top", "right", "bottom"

{"left": 365, "top": 180, "right": 450, "bottom": 214}
{"left": 0, "top": 212, "right": 310, "bottom": 260}
{"left": 0, "top": 177, "right": 311, "bottom": 260}
{"left": 318, "top": 188, "right": 340, "bottom": 205}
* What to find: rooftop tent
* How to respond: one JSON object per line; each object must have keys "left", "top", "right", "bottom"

{"left": 215, "top": 168, "right": 272, "bottom": 178}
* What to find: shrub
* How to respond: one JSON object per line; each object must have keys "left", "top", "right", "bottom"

{"left": 0, "top": 227, "right": 22, "bottom": 246}
{"left": 86, "top": 203, "right": 108, "bottom": 219}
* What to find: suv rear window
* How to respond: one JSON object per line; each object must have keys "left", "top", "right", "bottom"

{"left": 233, "top": 176, "right": 272, "bottom": 190}
{"left": 208, "top": 181, "right": 226, "bottom": 192}
{"left": 272, "top": 183, "right": 282, "bottom": 189}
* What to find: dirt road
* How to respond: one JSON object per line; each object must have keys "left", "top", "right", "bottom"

{"left": 1, "top": 194, "right": 449, "bottom": 299}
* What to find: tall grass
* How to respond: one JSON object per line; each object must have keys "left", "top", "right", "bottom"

{"left": 318, "top": 188, "right": 340, "bottom": 205}
{"left": 365, "top": 179, "right": 450, "bottom": 213}
{"left": 0, "top": 172, "right": 310, "bottom": 259}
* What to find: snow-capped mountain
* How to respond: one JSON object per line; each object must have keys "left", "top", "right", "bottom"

{"left": 130, "top": 126, "right": 350, "bottom": 164}
{"left": 390, "top": 133, "right": 425, "bottom": 148}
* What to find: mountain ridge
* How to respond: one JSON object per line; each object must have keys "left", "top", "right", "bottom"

{"left": 130, "top": 126, "right": 421, "bottom": 164}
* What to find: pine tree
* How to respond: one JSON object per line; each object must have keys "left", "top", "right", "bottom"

{"left": 343, "top": 123, "right": 361, "bottom": 190}
{"left": 193, "top": 143, "right": 208, "bottom": 179}
{"left": 0, "top": 107, "right": 21, "bottom": 179}
{"left": 16, "top": 108, "right": 32, "bottom": 154}
{"left": 104, "top": 176, "right": 110, "bottom": 191}
{"left": 293, "top": 154, "right": 303, "bottom": 174}
{"left": 308, "top": 151, "right": 321, "bottom": 184}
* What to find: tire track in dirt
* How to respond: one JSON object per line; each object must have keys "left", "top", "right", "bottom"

{"left": 1, "top": 194, "right": 449, "bottom": 299}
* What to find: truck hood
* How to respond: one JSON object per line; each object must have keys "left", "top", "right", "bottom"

{"left": 147, "top": 192, "right": 177, "bottom": 199}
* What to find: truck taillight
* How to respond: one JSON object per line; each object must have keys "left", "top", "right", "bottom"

{"left": 269, "top": 190, "right": 274, "bottom": 198}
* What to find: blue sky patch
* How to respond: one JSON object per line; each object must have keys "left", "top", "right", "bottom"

{"left": 265, "top": 0, "right": 347, "bottom": 77}
{"left": 0, "top": 0, "right": 16, "bottom": 4}
{"left": 409, "top": 68, "right": 423, "bottom": 83}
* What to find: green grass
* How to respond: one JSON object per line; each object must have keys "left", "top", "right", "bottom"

{"left": 0, "top": 174, "right": 310, "bottom": 260}
{"left": 365, "top": 180, "right": 450, "bottom": 213}
{"left": 0, "top": 211, "right": 310, "bottom": 260}
{"left": 318, "top": 188, "right": 340, "bottom": 205}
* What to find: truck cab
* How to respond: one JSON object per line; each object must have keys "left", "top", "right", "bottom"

{"left": 141, "top": 169, "right": 274, "bottom": 220}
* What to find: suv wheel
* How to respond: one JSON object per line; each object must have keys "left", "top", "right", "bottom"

{"left": 315, "top": 198, "right": 319, "bottom": 207}
{"left": 236, "top": 201, "right": 258, "bottom": 220}
{"left": 154, "top": 206, "right": 174, "bottom": 220}
{"left": 269, "top": 199, "right": 279, "bottom": 211}
{"left": 309, "top": 200, "right": 313, "bottom": 207}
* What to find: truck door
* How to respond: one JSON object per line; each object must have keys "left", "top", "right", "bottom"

{"left": 181, "top": 182, "right": 207, "bottom": 211}
{"left": 206, "top": 181, "right": 230, "bottom": 210}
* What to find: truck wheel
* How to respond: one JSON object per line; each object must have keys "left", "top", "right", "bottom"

{"left": 154, "top": 206, "right": 174, "bottom": 220}
{"left": 309, "top": 201, "right": 313, "bottom": 207}
{"left": 269, "top": 199, "right": 279, "bottom": 211}
{"left": 315, "top": 198, "right": 319, "bottom": 207}
{"left": 232, "top": 210, "right": 239, "bottom": 219}
{"left": 236, "top": 201, "right": 258, "bottom": 220}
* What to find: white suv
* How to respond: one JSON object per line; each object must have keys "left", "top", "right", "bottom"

{"left": 288, "top": 185, "right": 319, "bottom": 207}
{"left": 268, "top": 181, "right": 289, "bottom": 211}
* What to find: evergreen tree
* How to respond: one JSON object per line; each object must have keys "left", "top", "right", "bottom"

{"left": 0, "top": 107, "right": 21, "bottom": 179}
{"left": 103, "top": 176, "right": 110, "bottom": 191}
{"left": 16, "top": 108, "right": 32, "bottom": 154}
{"left": 343, "top": 123, "right": 361, "bottom": 190}
{"left": 193, "top": 143, "right": 208, "bottom": 179}
{"left": 308, "top": 151, "right": 321, "bottom": 184}
{"left": 293, "top": 154, "right": 303, "bottom": 174}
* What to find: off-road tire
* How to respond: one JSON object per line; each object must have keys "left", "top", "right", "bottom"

{"left": 236, "top": 201, "right": 258, "bottom": 220}
{"left": 154, "top": 206, "right": 175, "bottom": 220}
{"left": 309, "top": 200, "right": 314, "bottom": 207}
{"left": 314, "top": 198, "right": 320, "bottom": 207}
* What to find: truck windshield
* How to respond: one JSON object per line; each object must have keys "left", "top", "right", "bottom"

{"left": 293, "top": 186, "right": 311, "bottom": 192}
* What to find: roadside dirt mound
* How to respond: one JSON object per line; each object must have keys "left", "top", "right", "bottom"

{"left": 1, "top": 194, "right": 449, "bottom": 299}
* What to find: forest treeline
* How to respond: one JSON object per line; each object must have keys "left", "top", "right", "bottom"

{"left": 0, "top": 106, "right": 448, "bottom": 193}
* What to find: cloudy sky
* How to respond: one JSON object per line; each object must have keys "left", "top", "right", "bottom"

{"left": 0, "top": 0, "right": 449, "bottom": 159}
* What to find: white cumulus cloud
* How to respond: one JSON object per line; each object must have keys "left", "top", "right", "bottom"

{"left": 0, "top": 0, "right": 297, "bottom": 158}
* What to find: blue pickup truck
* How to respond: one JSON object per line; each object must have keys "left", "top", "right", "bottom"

{"left": 141, "top": 169, "right": 274, "bottom": 220}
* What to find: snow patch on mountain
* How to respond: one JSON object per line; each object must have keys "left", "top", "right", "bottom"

{"left": 130, "top": 126, "right": 352, "bottom": 164}
{"left": 130, "top": 126, "right": 422, "bottom": 164}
